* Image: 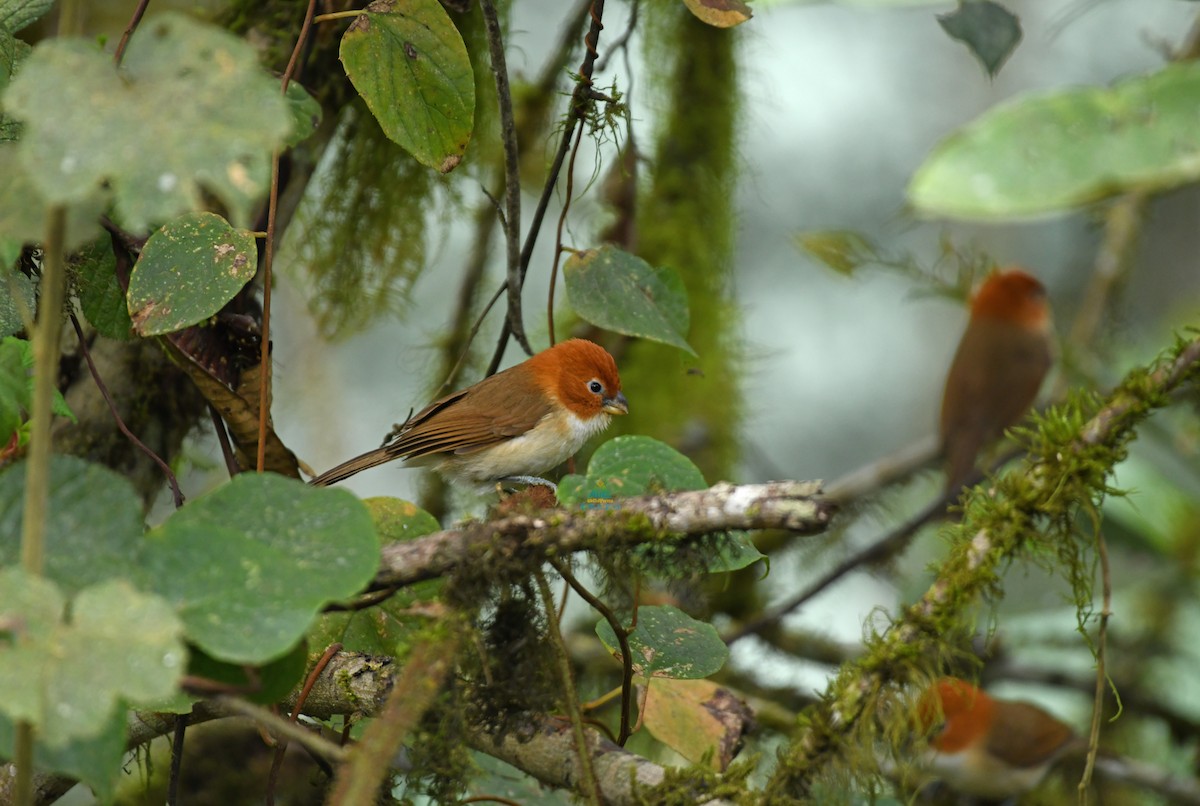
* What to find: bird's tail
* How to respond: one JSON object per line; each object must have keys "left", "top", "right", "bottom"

{"left": 309, "top": 447, "right": 399, "bottom": 487}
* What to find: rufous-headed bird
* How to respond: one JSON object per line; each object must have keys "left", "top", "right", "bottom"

{"left": 310, "top": 339, "right": 628, "bottom": 491}
{"left": 940, "top": 269, "right": 1053, "bottom": 493}
{"left": 917, "top": 677, "right": 1076, "bottom": 800}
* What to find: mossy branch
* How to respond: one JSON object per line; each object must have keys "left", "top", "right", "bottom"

{"left": 370, "top": 480, "right": 834, "bottom": 590}
{"left": 763, "top": 333, "right": 1200, "bottom": 798}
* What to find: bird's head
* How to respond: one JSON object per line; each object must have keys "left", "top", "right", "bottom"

{"left": 970, "top": 268, "right": 1051, "bottom": 331}
{"left": 528, "top": 339, "right": 628, "bottom": 421}
{"left": 918, "top": 677, "right": 994, "bottom": 753}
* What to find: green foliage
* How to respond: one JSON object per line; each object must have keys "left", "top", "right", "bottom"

{"left": 127, "top": 212, "right": 257, "bottom": 336}
{"left": 595, "top": 604, "right": 728, "bottom": 679}
{"left": 73, "top": 238, "right": 131, "bottom": 340}
{"left": 0, "top": 708, "right": 127, "bottom": 802}
{"left": 563, "top": 245, "right": 695, "bottom": 355}
{"left": 0, "top": 260, "right": 31, "bottom": 336}
{"left": 936, "top": 0, "right": 1022, "bottom": 78}
{"left": 909, "top": 60, "right": 1200, "bottom": 219}
{"left": 312, "top": 496, "right": 443, "bottom": 655}
{"left": 340, "top": 0, "right": 475, "bottom": 173}
{"left": 0, "top": 336, "right": 75, "bottom": 449}
{"left": 0, "top": 569, "right": 185, "bottom": 745}
{"left": 0, "top": 0, "right": 53, "bottom": 34}
{"left": 558, "top": 435, "right": 707, "bottom": 505}
{"left": 2, "top": 12, "right": 291, "bottom": 232}
{"left": 0, "top": 459, "right": 380, "bottom": 664}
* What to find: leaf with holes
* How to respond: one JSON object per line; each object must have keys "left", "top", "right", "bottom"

{"left": 128, "top": 212, "right": 257, "bottom": 336}
{"left": 563, "top": 246, "right": 694, "bottom": 355}
{"left": 340, "top": 0, "right": 474, "bottom": 173}
{"left": 595, "top": 605, "right": 727, "bottom": 679}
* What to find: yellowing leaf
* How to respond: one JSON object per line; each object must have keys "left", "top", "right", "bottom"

{"left": 682, "top": 0, "right": 753, "bottom": 28}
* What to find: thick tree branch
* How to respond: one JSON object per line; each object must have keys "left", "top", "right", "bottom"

{"left": 371, "top": 480, "right": 833, "bottom": 590}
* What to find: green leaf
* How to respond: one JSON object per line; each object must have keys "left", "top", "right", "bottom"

{"left": 937, "top": 1, "right": 1022, "bottom": 78}
{"left": 557, "top": 435, "right": 706, "bottom": 507}
{"left": 340, "top": 0, "right": 474, "bottom": 173}
{"left": 128, "top": 212, "right": 257, "bottom": 336}
{"left": 563, "top": 246, "right": 695, "bottom": 355}
{"left": 0, "top": 263, "right": 32, "bottom": 337}
{"left": 188, "top": 642, "right": 308, "bottom": 705}
{"left": 0, "top": 336, "right": 28, "bottom": 444}
{"left": 310, "top": 497, "right": 442, "bottom": 655}
{"left": 909, "top": 61, "right": 1200, "bottom": 220}
{"left": 0, "top": 26, "right": 29, "bottom": 141}
{"left": 0, "top": 707, "right": 127, "bottom": 802}
{"left": 794, "top": 230, "right": 876, "bottom": 276}
{"left": 284, "top": 81, "right": 322, "bottom": 148}
{"left": 76, "top": 238, "right": 133, "bottom": 340}
{"left": 2, "top": 13, "right": 292, "bottom": 230}
{"left": 0, "top": 338, "right": 73, "bottom": 449}
{"left": 0, "top": 569, "right": 185, "bottom": 747}
{"left": 0, "top": 461, "right": 381, "bottom": 665}
{"left": 0, "top": 0, "right": 53, "bottom": 34}
{"left": 147, "top": 474, "right": 380, "bottom": 664}
{"left": 594, "top": 605, "right": 727, "bottom": 679}
{"left": 704, "top": 532, "right": 766, "bottom": 573}
{"left": 0, "top": 143, "right": 105, "bottom": 250}
{"left": 0, "top": 456, "right": 141, "bottom": 595}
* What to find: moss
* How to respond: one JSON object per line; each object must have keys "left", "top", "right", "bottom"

{"left": 618, "top": 3, "right": 741, "bottom": 483}
{"left": 636, "top": 757, "right": 756, "bottom": 805}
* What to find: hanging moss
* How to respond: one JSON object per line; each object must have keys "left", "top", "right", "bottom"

{"left": 620, "top": 4, "right": 741, "bottom": 483}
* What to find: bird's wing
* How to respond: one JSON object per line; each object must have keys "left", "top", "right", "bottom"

{"left": 388, "top": 367, "right": 555, "bottom": 459}
{"left": 940, "top": 320, "right": 1052, "bottom": 490}
{"left": 987, "top": 701, "right": 1075, "bottom": 769}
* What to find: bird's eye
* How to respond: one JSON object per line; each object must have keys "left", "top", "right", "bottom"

{"left": 588, "top": 380, "right": 604, "bottom": 395}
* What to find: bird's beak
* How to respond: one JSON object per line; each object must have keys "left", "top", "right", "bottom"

{"left": 602, "top": 391, "right": 629, "bottom": 416}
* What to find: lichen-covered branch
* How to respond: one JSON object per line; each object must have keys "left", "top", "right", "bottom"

{"left": 372, "top": 480, "right": 833, "bottom": 589}
{"left": 764, "top": 334, "right": 1200, "bottom": 799}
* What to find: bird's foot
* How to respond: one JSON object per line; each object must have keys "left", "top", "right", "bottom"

{"left": 501, "top": 475, "right": 557, "bottom": 492}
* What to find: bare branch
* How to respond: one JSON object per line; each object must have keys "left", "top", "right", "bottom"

{"left": 371, "top": 480, "right": 833, "bottom": 590}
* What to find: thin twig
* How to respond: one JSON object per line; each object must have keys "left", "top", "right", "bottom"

{"left": 488, "top": 0, "right": 608, "bottom": 375}
{"left": 550, "top": 558, "right": 634, "bottom": 746}
{"left": 166, "top": 712, "right": 187, "bottom": 806}
{"left": 208, "top": 404, "right": 240, "bottom": 478}
{"left": 210, "top": 696, "right": 349, "bottom": 763}
{"left": 257, "top": 0, "right": 317, "bottom": 473}
{"left": 267, "top": 640, "right": 341, "bottom": 803}
{"left": 1079, "top": 530, "right": 1113, "bottom": 803}
{"left": 535, "top": 571, "right": 603, "bottom": 806}
{"left": 480, "top": 0, "right": 532, "bottom": 357}
{"left": 547, "top": 124, "right": 586, "bottom": 345}
{"left": 112, "top": 0, "right": 151, "bottom": 66}
{"left": 69, "top": 313, "right": 184, "bottom": 507}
